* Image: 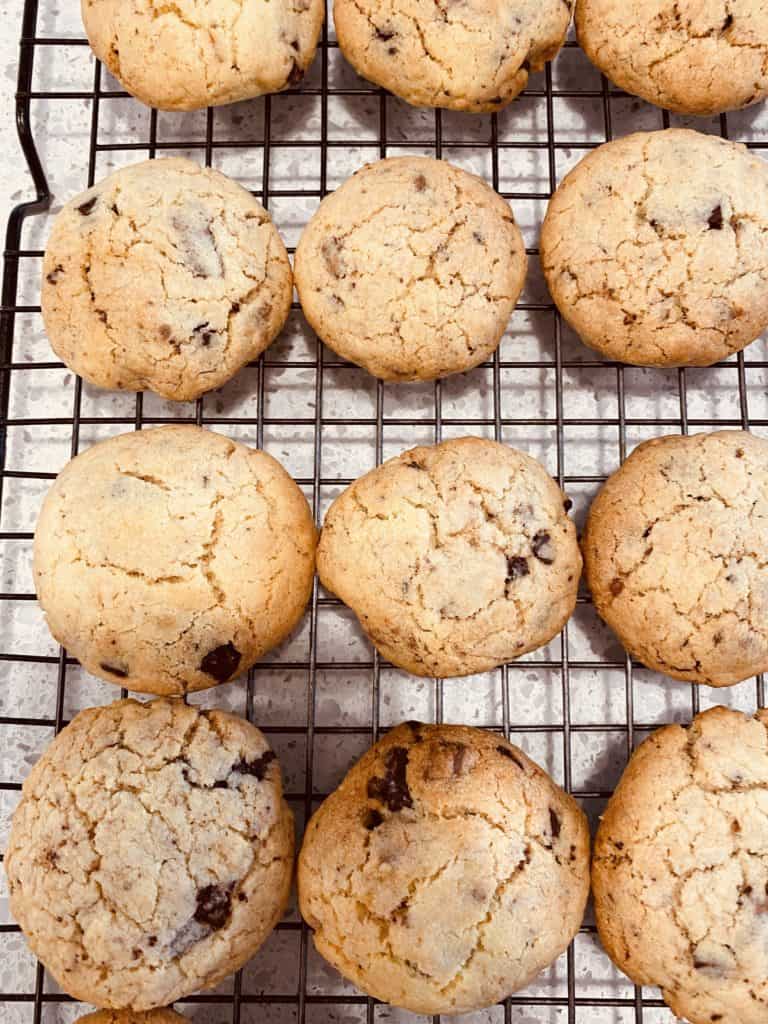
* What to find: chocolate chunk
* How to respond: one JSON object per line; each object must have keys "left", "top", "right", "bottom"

{"left": 46, "top": 265, "right": 64, "bottom": 285}
{"left": 131, "top": 947, "right": 141, "bottom": 960}
{"left": 722, "top": 12, "right": 734, "bottom": 30}
{"left": 171, "top": 210, "right": 223, "bottom": 278}
{"left": 450, "top": 742, "right": 470, "bottom": 776}
{"left": 367, "top": 746, "right": 413, "bottom": 812}
{"left": 563, "top": 498, "right": 573, "bottom": 512}
{"left": 387, "top": 46, "right": 398, "bottom": 55}
{"left": 200, "top": 642, "right": 241, "bottom": 683}
{"left": 532, "top": 531, "right": 554, "bottom": 564}
{"left": 233, "top": 749, "right": 276, "bottom": 780}
{"left": 77, "top": 196, "right": 98, "bottom": 216}
{"left": 506, "top": 556, "right": 529, "bottom": 581}
{"left": 287, "top": 61, "right": 304, "bottom": 86}
{"left": 291, "top": 37, "right": 300, "bottom": 50}
{"left": 473, "top": 231, "right": 484, "bottom": 244}
{"left": 231, "top": 302, "right": 241, "bottom": 315}
{"left": 414, "top": 174, "right": 427, "bottom": 192}
{"left": 194, "top": 884, "right": 233, "bottom": 930}
{"left": 375, "top": 27, "right": 395, "bottom": 40}
{"left": 363, "top": 808, "right": 384, "bottom": 830}
{"left": 100, "top": 662, "right": 128, "bottom": 679}
{"left": 496, "top": 744, "right": 524, "bottom": 770}
{"left": 193, "top": 322, "right": 214, "bottom": 346}
{"left": 610, "top": 578, "right": 624, "bottom": 597}
{"left": 111, "top": 203, "right": 120, "bottom": 216}
{"left": 487, "top": 95, "right": 503, "bottom": 104}
{"left": 148, "top": 935, "right": 157, "bottom": 946}
{"left": 549, "top": 808, "right": 561, "bottom": 839}
{"left": 708, "top": 205, "right": 724, "bottom": 231}
{"left": 404, "top": 720, "right": 424, "bottom": 741}
{"left": 736, "top": 447, "right": 745, "bottom": 458}
{"left": 322, "top": 236, "right": 345, "bottom": 278}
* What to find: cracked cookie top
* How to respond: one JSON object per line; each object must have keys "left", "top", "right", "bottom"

{"left": 334, "top": 0, "right": 573, "bottom": 112}
{"left": 541, "top": 129, "right": 768, "bottom": 368}
{"left": 317, "top": 437, "right": 581, "bottom": 677}
{"left": 594, "top": 706, "right": 768, "bottom": 1024}
{"left": 298, "top": 721, "right": 590, "bottom": 1014}
{"left": 33, "top": 425, "right": 317, "bottom": 695}
{"left": 576, "top": 0, "right": 768, "bottom": 116}
{"left": 583, "top": 430, "right": 768, "bottom": 687}
{"left": 5, "top": 698, "right": 294, "bottom": 1010}
{"left": 78, "top": 1012, "right": 188, "bottom": 1023}
{"left": 42, "top": 158, "right": 293, "bottom": 402}
{"left": 82, "top": 0, "right": 324, "bottom": 110}
{"left": 295, "top": 157, "right": 527, "bottom": 381}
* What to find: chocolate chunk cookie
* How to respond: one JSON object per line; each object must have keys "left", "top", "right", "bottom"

{"left": 298, "top": 722, "right": 590, "bottom": 1014}
{"left": 317, "top": 437, "right": 581, "bottom": 678}
{"left": 5, "top": 698, "right": 294, "bottom": 1010}
{"left": 33, "top": 425, "right": 317, "bottom": 695}
{"left": 541, "top": 130, "right": 768, "bottom": 367}
{"left": 583, "top": 430, "right": 768, "bottom": 687}
{"left": 42, "top": 158, "right": 293, "bottom": 402}
{"left": 77, "top": 1012, "right": 188, "bottom": 1023}
{"left": 334, "top": 0, "right": 573, "bottom": 112}
{"left": 295, "top": 157, "right": 527, "bottom": 381}
{"left": 576, "top": 0, "right": 768, "bottom": 116}
{"left": 82, "top": 0, "right": 324, "bottom": 110}
{"left": 594, "top": 706, "right": 768, "bottom": 1024}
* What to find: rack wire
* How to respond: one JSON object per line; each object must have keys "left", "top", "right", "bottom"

{"left": 1, "top": 1, "right": 767, "bottom": 1021}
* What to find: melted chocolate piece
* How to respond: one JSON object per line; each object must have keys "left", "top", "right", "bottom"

{"left": 532, "top": 531, "right": 555, "bottom": 564}
{"left": 233, "top": 749, "right": 276, "bottom": 781}
{"left": 194, "top": 884, "right": 233, "bottom": 930}
{"left": 363, "top": 808, "right": 384, "bottom": 830}
{"left": 367, "top": 746, "right": 413, "bottom": 812}
{"left": 200, "top": 642, "right": 241, "bottom": 683}
{"left": 549, "top": 808, "right": 561, "bottom": 839}
{"left": 288, "top": 61, "right": 304, "bottom": 86}
{"left": 78, "top": 196, "right": 98, "bottom": 216}
{"left": 708, "top": 205, "right": 724, "bottom": 230}
{"left": 100, "top": 662, "right": 128, "bottom": 679}
{"left": 497, "top": 744, "right": 524, "bottom": 770}
{"left": 506, "top": 556, "right": 530, "bottom": 581}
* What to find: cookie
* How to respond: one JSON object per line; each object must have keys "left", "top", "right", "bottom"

{"left": 583, "top": 430, "right": 768, "bottom": 687}
{"left": 298, "top": 721, "right": 590, "bottom": 1014}
{"left": 5, "top": 697, "right": 294, "bottom": 1010}
{"left": 82, "top": 0, "right": 324, "bottom": 110}
{"left": 33, "top": 425, "right": 317, "bottom": 695}
{"left": 77, "top": 1012, "right": 187, "bottom": 1023}
{"left": 42, "top": 158, "right": 292, "bottom": 402}
{"left": 295, "top": 157, "right": 527, "bottom": 381}
{"left": 541, "top": 129, "right": 768, "bottom": 367}
{"left": 317, "top": 437, "right": 581, "bottom": 677}
{"left": 576, "top": 0, "right": 768, "bottom": 116}
{"left": 334, "top": 0, "right": 573, "bottom": 112}
{"left": 594, "top": 706, "right": 768, "bottom": 1024}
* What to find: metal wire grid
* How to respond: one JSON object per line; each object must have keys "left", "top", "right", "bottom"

{"left": 1, "top": 0, "right": 767, "bottom": 1021}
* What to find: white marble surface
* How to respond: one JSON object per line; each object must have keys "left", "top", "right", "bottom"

{"left": 1, "top": 0, "right": 30, "bottom": 228}
{"left": 1, "top": 2, "right": 768, "bottom": 1022}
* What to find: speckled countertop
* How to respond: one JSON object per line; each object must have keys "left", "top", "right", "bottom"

{"left": 1, "top": 1, "right": 30, "bottom": 228}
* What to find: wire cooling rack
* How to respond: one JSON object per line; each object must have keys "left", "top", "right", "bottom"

{"left": 1, "top": 1, "right": 768, "bottom": 1022}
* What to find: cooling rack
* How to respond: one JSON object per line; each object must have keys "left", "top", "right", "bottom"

{"left": 1, "top": 0, "right": 768, "bottom": 1021}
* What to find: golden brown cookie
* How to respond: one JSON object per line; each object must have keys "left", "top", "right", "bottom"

{"left": 299, "top": 722, "right": 590, "bottom": 1014}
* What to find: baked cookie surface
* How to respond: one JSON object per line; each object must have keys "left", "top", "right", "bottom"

{"left": 77, "top": 1012, "right": 187, "bottom": 1023}
{"left": 317, "top": 437, "right": 581, "bottom": 677}
{"left": 299, "top": 722, "right": 590, "bottom": 1014}
{"left": 295, "top": 157, "right": 527, "bottom": 381}
{"left": 576, "top": 0, "right": 768, "bottom": 115}
{"left": 33, "top": 425, "right": 317, "bottom": 695}
{"left": 42, "top": 158, "right": 292, "bottom": 402}
{"left": 5, "top": 698, "right": 294, "bottom": 1010}
{"left": 334, "top": 0, "right": 573, "bottom": 112}
{"left": 583, "top": 430, "right": 768, "bottom": 686}
{"left": 82, "top": 0, "right": 324, "bottom": 110}
{"left": 541, "top": 130, "right": 768, "bottom": 367}
{"left": 593, "top": 706, "right": 768, "bottom": 1024}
